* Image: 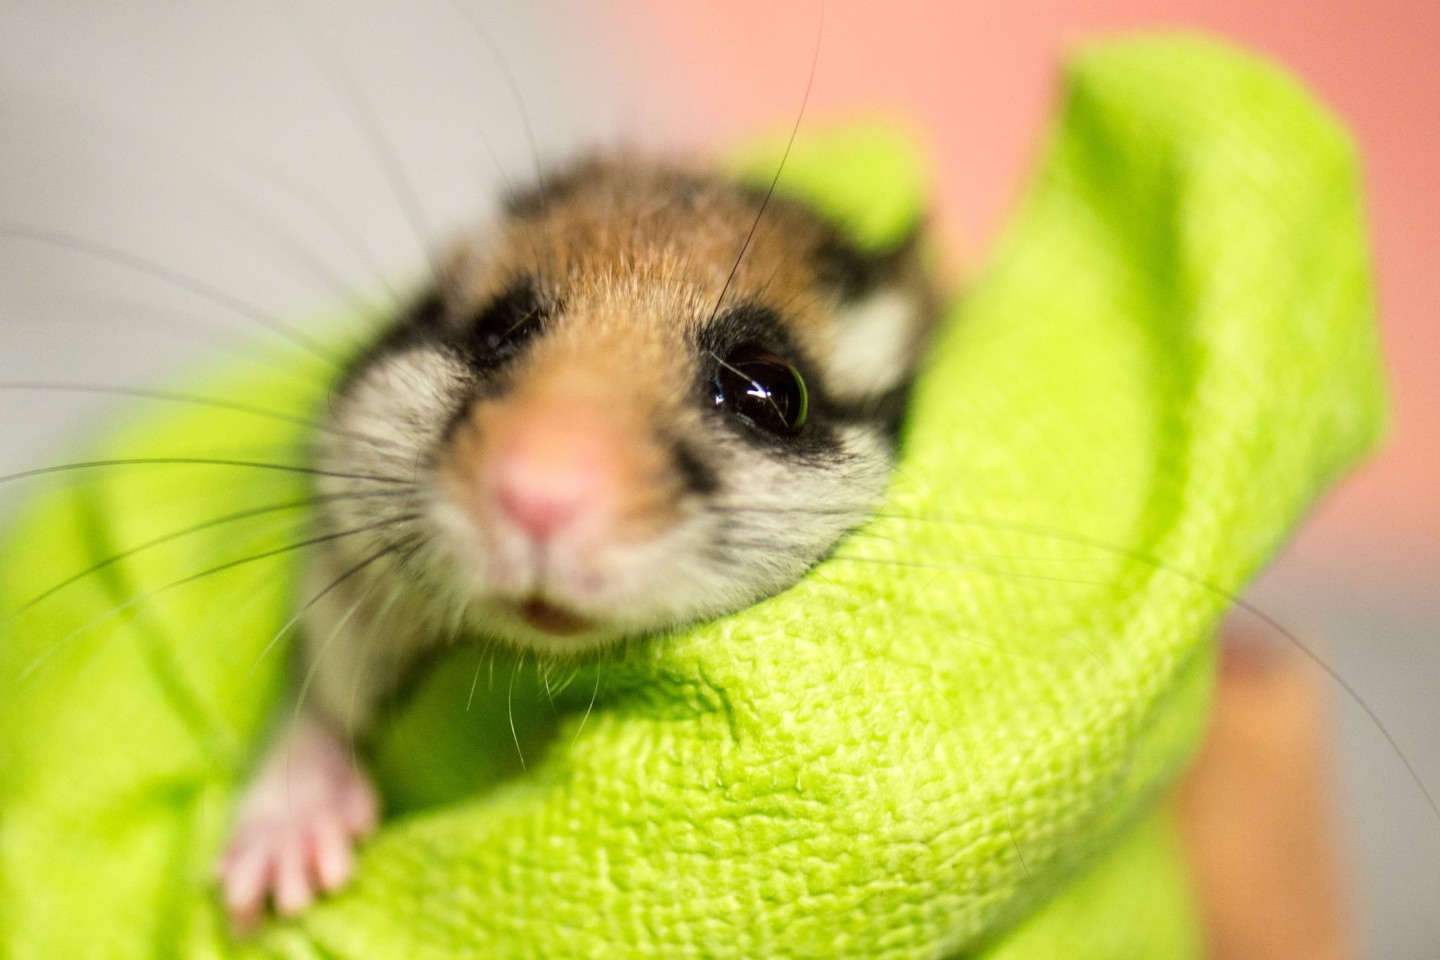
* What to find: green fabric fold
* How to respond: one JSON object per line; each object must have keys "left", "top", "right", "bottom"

{"left": 0, "top": 35, "right": 1384, "bottom": 959}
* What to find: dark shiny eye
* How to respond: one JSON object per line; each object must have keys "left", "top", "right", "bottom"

{"left": 467, "top": 281, "right": 546, "bottom": 363}
{"left": 712, "top": 345, "right": 809, "bottom": 436}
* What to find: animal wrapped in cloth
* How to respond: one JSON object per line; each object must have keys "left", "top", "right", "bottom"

{"left": 0, "top": 35, "right": 1384, "bottom": 960}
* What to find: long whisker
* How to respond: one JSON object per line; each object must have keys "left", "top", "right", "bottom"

{"left": 444, "top": 0, "right": 544, "bottom": 183}
{"left": 254, "top": 544, "right": 402, "bottom": 775}
{"left": 59, "top": 102, "right": 398, "bottom": 331}
{"left": 467, "top": 648, "right": 486, "bottom": 712}
{"left": 0, "top": 224, "right": 341, "bottom": 364}
{"left": 280, "top": 4, "right": 443, "bottom": 288}
{"left": 288, "top": 552, "right": 395, "bottom": 723}
{"left": 717, "top": 530, "right": 1092, "bottom": 570}
{"left": 704, "top": 2, "right": 824, "bottom": 327}
{"left": 709, "top": 503, "right": 869, "bottom": 518}
{"left": 16, "top": 513, "right": 418, "bottom": 682}
{"left": 260, "top": 165, "right": 406, "bottom": 314}
{"left": 545, "top": 663, "right": 579, "bottom": 700}
{"left": 508, "top": 656, "right": 525, "bottom": 770}
{"left": 538, "top": 659, "right": 563, "bottom": 714}
{"left": 7, "top": 290, "right": 255, "bottom": 351}
{"left": 0, "top": 456, "right": 409, "bottom": 489}
{"left": 848, "top": 512, "right": 1440, "bottom": 824}
{"left": 0, "top": 381, "right": 396, "bottom": 448}
{"left": 6, "top": 489, "right": 412, "bottom": 618}
{"left": 346, "top": 598, "right": 394, "bottom": 768}
{"left": 711, "top": 498, "right": 1439, "bottom": 821}
{"left": 816, "top": 551, "right": 1108, "bottom": 590}
{"left": 825, "top": 553, "right": 1111, "bottom": 669}
{"left": 196, "top": 175, "right": 383, "bottom": 331}
{"left": 570, "top": 666, "right": 604, "bottom": 748}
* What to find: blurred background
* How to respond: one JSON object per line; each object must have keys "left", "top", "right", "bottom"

{"left": 0, "top": 0, "right": 1434, "bottom": 954}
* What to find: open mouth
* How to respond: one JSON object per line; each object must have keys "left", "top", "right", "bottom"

{"left": 516, "top": 598, "right": 594, "bottom": 636}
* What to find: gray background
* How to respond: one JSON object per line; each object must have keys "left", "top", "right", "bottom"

{"left": 1, "top": 2, "right": 1435, "bottom": 955}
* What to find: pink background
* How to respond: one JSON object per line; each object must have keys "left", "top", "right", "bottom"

{"left": 600, "top": 0, "right": 1439, "bottom": 582}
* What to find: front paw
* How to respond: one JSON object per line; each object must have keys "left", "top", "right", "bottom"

{"left": 217, "top": 717, "right": 380, "bottom": 934}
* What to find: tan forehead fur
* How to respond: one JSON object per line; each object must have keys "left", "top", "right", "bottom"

{"left": 433, "top": 157, "right": 853, "bottom": 437}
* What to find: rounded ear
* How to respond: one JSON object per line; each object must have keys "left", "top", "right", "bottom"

{"left": 727, "top": 125, "right": 941, "bottom": 427}
{"left": 818, "top": 223, "right": 940, "bottom": 413}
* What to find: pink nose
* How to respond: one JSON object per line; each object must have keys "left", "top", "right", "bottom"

{"left": 489, "top": 402, "right": 615, "bottom": 541}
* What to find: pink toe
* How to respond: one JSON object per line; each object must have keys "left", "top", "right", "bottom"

{"left": 273, "top": 840, "right": 316, "bottom": 916}
{"left": 221, "top": 719, "right": 382, "bottom": 926}
{"left": 221, "top": 844, "right": 273, "bottom": 933}
{"left": 312, "top": 817, "right": 355, "bottom": 892}
{"left": 339, "top": 780, "right": 380, "bottom": 836}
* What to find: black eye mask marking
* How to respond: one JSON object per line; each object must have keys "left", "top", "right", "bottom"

{"left": 406, "top": 289, "right": 447, "bottom": 332}
{"left": 669, "top": 436, "right": 720, "bottom": 496}
{"left": 332, "top": 289, "right": 449, "bottom": 397}
{"left": 815, "top": 235, "right": 888, "bottom": 303}
{"left": 460, "top": 278, "right": 550, "bottom": 369}
{"left": 339, "top": 274, "right": 553, "bottom": 385}
{"left": 825, "top": 382, "right": 916, "bottom": 448}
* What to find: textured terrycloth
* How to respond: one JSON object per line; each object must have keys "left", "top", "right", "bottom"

{"left": 0, "top": 36, "right": 1385, "bottom": 959}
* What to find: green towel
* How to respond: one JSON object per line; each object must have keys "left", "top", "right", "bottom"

{"left": 0, "top": 35, "right": 1384, "bottom": 959}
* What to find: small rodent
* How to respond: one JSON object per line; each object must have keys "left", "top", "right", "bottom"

{"left": 218, "top": 153, "right": 940, "bottom": 929}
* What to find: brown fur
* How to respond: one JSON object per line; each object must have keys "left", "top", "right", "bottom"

{"left": 443, "top": 158, "right": 884, "bottom": 399}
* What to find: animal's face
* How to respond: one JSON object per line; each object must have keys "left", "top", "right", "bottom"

{"left": 316, "top": 157, "right": 936, "bottom": 654}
